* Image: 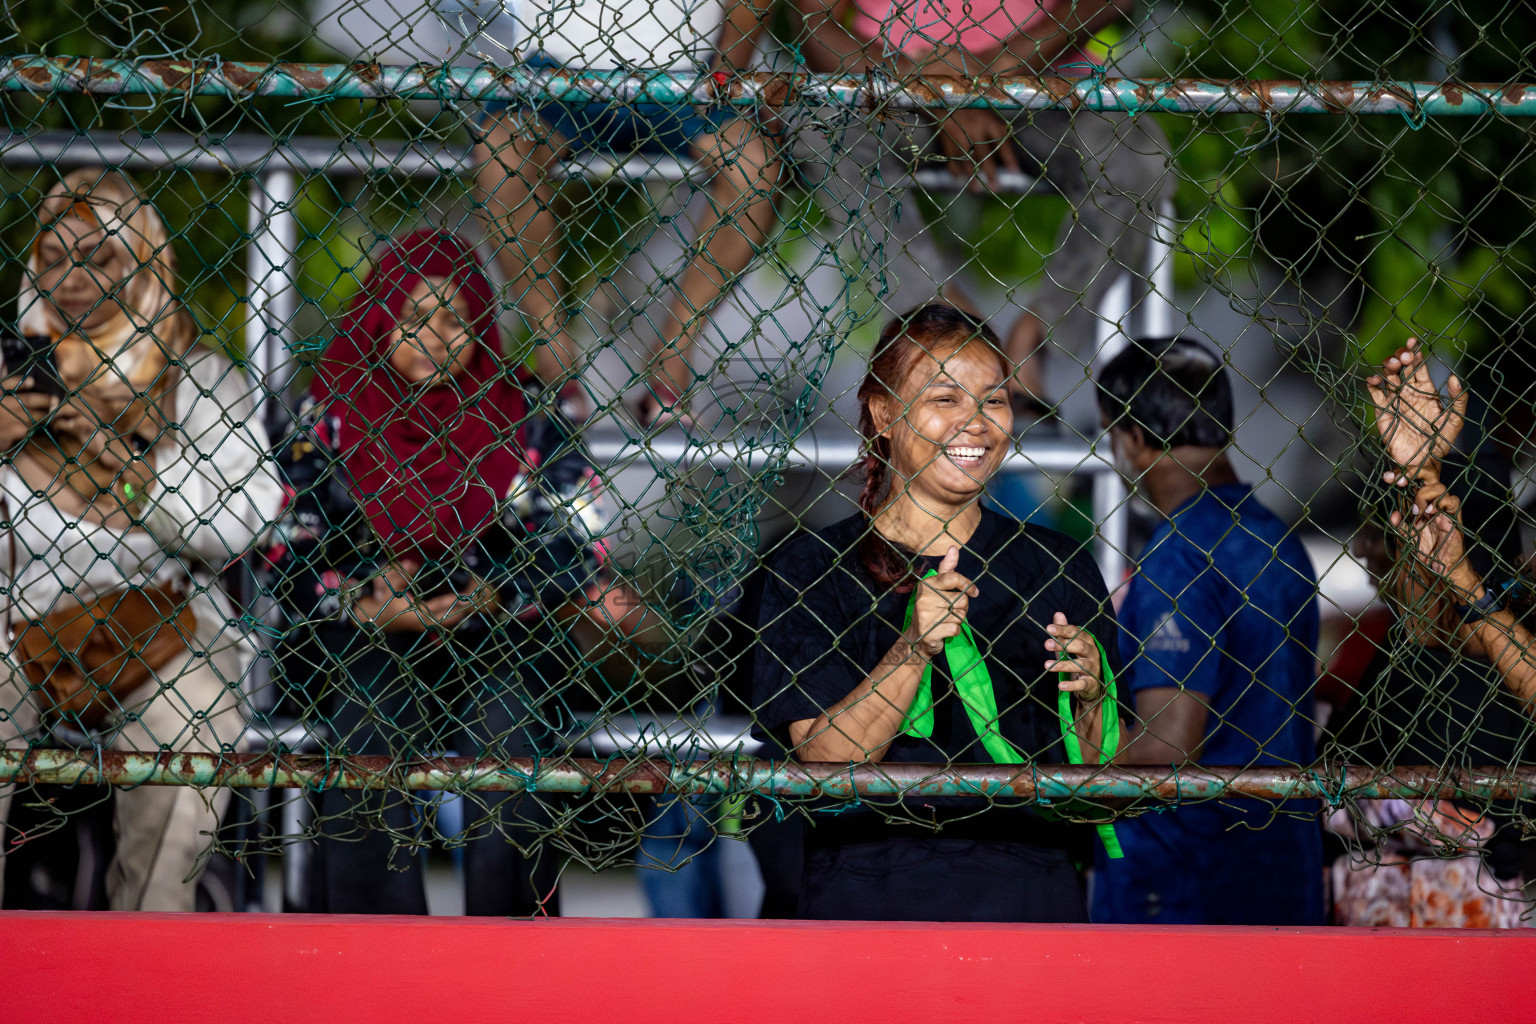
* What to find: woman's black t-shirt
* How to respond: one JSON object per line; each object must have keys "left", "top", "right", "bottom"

{"left": 749, "top": 506, "right": 1122, "bottom": 921}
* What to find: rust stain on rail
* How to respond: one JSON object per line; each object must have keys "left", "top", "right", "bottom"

{"left": 221, "top": 62, "right": 266, "bottom": 92}
{"left": 5, "top": 750, "right": 1536, "bottom": 803}
{"left": 9, "top": 60, "right": 51, "bottom": 88}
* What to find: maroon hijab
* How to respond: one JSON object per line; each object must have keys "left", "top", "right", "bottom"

{"left": 315, "top": 230, "right": 528, "bottom": 563}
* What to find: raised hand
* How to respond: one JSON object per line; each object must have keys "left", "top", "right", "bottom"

{"left": 904, "top": 545, "right": 979, "bottom": 659}
{"left": 1365, "top": 338, "right": 1468, "bottom": 485}
{"left": 1389, "top": 480, "right": 1476, "bottom": 592}
{"left": 1045, "top": 611, "right": 1104, "bottom": 703}
{"left": 936, "top": 108, "right": 1021, "bottom": 193}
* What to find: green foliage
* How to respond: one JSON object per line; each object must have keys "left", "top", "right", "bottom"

{"left": 1155, "top": 0, "right": 1536, "bottom": 375}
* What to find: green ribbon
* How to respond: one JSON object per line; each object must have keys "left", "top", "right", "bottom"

{"left": 899, "top": 570, "right": 1123, "bottom": 858}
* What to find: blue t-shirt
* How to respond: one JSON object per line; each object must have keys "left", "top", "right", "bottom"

{"left": 1092, "top": 484, "right": 1324, "bottom": 925}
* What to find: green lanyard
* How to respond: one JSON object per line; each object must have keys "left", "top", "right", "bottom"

{"left": 899, "top": 570, "right": 1124, "bottom": 858}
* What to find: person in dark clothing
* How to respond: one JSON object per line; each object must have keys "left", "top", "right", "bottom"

{"left": 1090, "top": 336, "right": 1325, "bottom": 926}
{"left": 298, "top": 231, "right": 580, "bottom": 915}
{"left": 1324, "top": 341, "right": 1536, "bottom": 926}
{"left": 750, "top": 303, "right": 1121, "bottom": 923}
{"left": 1368, "top": 338, "right": 1536, "bottom": 715}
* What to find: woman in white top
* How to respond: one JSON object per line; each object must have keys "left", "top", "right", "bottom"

{"left": 0, "top": 169, "right": 281, "bottom": 911}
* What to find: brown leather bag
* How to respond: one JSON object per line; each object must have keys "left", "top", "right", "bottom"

{"left": 14, "top": 583, "right": 198, "bottom": 729}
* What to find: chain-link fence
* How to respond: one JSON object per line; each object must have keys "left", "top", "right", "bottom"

{"left": 0, "top": 0, "right": 1533, "bottom": 924}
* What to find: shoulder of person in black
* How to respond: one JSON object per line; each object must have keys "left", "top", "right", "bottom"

{"left": 749, "top": 506, "right": 1122, "bottom": 842}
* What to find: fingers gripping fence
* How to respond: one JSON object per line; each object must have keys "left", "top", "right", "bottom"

{"left": 0, "top": 0, "right": 1534, "bottom": 924}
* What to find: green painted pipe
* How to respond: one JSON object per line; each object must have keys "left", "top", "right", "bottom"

{"left": 1, "top": 749, "right": 1532, "bottom": 803}
{"left": 0, "top": 57, "right": 1531, "bottom": 115}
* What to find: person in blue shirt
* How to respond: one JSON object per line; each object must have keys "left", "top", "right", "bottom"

{"left": 1091, "top": 336, "right": 1325, "bottom": 925}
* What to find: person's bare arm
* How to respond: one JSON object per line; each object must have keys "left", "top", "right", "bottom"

{"left": 348, "top": 562, "right": 493, "bottom": 633}
{"left": 1398, "top": 476, "right": 1536, "bottom": 710}
{"left": 1462, "top": 604, "right": 1536, "bottom": 708}
{"left": 0, "top": 379, "right": 57, "bottom": 452}
{"left": 788, "top": 546, "right": 975, "bottom": 763}
{"left": 787, "top": 638, "right": 933, "bottom": 762}
{"left": 1113, "top": 686, "right": 1211, "bottom": 765}
{"left": 714, "top": 0, "right": 774, "bottom": 71}
{"left": 927, "top": 0, "right": 1129, "bottom": 187}
{"left": 916, "top": 0, "right": 1129, "bottom": 77}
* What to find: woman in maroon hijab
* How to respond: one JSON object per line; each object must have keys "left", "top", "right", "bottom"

{"left": 303, "top": 230, "right": 566, "bottom": 916}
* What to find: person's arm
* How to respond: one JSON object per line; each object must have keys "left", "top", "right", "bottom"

{"left": 1460, "top": 605, "right": 1536, "bottom": 708}
{"left": 132, "top": 358, "right": 284, "bottom": 565}
{"left": 0, "top": 378, "right": 56, "bottom": 453}
{"left": 1109, "top": 545, "right": 1227, "bottom": 765}
{"left": 903, "top": 0, "right": 1127, "bottom": 77}
{"left": 714, "top": 0, "right": 774, "bottom": 71}
{"left": 925, "top": 0, "right": 1128, "bottom": 188}
{"left": 1396, "top": 476, "right": 1536, "bottom": 709}
{"left": 1113, "top": 687, "right": 1211, "bottom": 764}
{"left": 345, "top": 562, "right": 491, "bottom": 633}
{"left": 787, "top": 633, "right": 933, "bottom": 762}
{"left": 996, "top": 0, "right": 1129, "bottom": 74}
{"left": 787, "top": 545, "right": 978, "bottom": 763}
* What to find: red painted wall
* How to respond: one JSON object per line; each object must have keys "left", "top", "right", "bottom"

{"left": 2, "top": 912, "right": 1533, "bottom": 1024}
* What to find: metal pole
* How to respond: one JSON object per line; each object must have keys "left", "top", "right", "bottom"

{"left": 1093, "top": 459, "right": 1129, "bottom": 587}
{"left": 1143, "top": 199, "right": 1179, "bottom": 340}
{"left": 250, "top": 168, "right": 298, "bottom": 400}
{"left": 0, "top": 60, "right": 1532, "bottom": 116}
{"left": 1, "top": 750, "right": 1528, "bottom": 802}
{"left": 0, "top": 130, "right": 1051, "bottom": 194}
{"left": 584, "top": 430, "right": 1106, "bottom": 474}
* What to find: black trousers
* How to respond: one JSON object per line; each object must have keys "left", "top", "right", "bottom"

{"left": 303, "top": 620, "right": 569, "bottom": 916}
{"left": 798, "top": 837, "right": 1089, "bottom": 923}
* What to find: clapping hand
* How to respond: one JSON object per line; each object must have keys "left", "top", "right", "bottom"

{"left": 1390, "top": 479, "right": 1476, "bottom": 592}
{"left": 904, "top": 545, "right": 978, "bottom": 659}
{"left": 1366, "top": 338, "right": 1468, "bottom": 487}
{"left": 1046, "top": 611, "right": 1104, "bottom": 704}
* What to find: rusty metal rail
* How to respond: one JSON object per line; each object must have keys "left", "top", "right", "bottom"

{"left": 3, "top": 750, "right": 1533, "bottom": 802}
{"left": 0, "top": 57, "right": 1531, "bottom": 116}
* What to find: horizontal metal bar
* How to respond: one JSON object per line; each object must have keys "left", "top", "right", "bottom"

{"left": 0, "top": 58, "right": 1530, "bottom": 115}
{"left": 0, "top": 129, "right": 1044, "bottom": 193}
{"left": 583, "top": 428, "right": 1111, "bottom": 475}
{"left": 3, "top": 749, "right": 1532, "bottom": 802}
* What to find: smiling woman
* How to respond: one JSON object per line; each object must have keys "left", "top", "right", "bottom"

{"left": 749, "top": 303, "right": 1124, "bottom": 923}
{"left": 0, "top": 169, "right": 280, "bottom": 911}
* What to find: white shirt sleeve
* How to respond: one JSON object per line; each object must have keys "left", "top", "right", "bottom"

{"left": 139, "top": 347, "right": 283, "bottom": 568}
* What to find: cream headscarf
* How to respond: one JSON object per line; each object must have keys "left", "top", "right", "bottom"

{"left": 17, "top": 168, "right": 195, "bottom": 415}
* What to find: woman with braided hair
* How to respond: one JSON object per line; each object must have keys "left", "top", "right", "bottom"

{"left": 749, "top": 302, "right": 1121, "bottom": 922}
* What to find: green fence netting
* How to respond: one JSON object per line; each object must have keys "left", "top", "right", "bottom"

{"left": 0, "top": 0, "right": 1534, "bottom": 921}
